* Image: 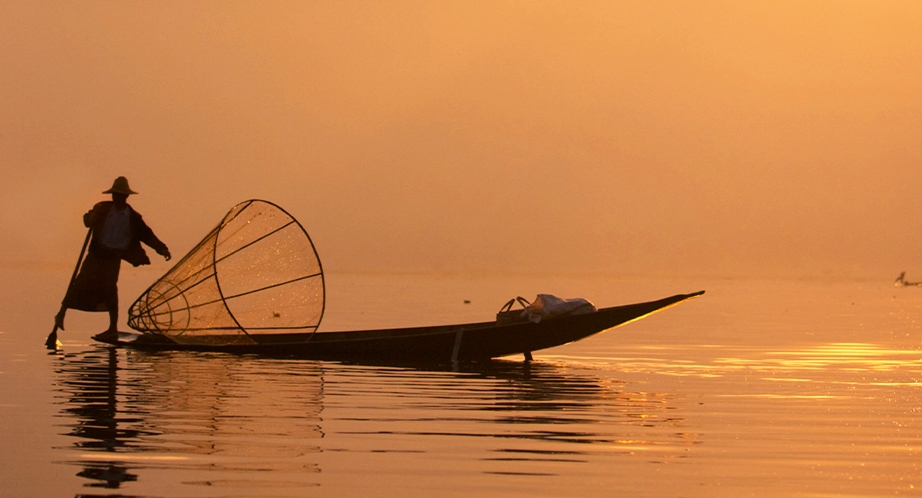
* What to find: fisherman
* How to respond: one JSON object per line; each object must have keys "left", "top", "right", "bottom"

{"left": 53, "top": 177, "right": 171, "bottom": 343}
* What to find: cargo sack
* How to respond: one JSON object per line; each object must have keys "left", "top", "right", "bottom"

{"left": 522, "top": 294, "right": 597, "bottom": 323}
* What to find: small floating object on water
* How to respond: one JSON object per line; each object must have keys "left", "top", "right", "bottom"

{"left": 894, "top": 271, "right": 922, "bottom": 287}
{"left": 464, "top": 300, "right": 470, "bottom": 304}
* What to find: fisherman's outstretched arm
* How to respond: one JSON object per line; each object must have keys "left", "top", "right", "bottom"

{"left": 137, "top": 217, "right": 171, "bottom": 260}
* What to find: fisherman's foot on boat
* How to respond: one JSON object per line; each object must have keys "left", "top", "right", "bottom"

{"left": 92, "top": 330, "right": 120, "bottom": 343}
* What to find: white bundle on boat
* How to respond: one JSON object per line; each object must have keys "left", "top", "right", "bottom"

{"left": 127, "top": 200, "right": 325, "bottom": 345}
{"left": 523, "top": 294, "right": 597, "bottom": 323}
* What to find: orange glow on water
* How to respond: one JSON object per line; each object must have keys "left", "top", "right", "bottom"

{"left": 548, "top": 341, "right": 922, "bottom": 392}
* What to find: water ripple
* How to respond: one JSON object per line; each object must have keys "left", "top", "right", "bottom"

{"left": 51, "top": 346, "right": 696, "bottom": 495}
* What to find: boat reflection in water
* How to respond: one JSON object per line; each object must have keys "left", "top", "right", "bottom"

{"left": 360, "top": 360, "right": 698, "bottom": 477}
{"left": 53, "top": 349, "right": 696, "bottom": 496}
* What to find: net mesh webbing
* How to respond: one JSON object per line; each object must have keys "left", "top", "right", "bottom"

{"left": 127, "top": 200, "right": 325, "bottom": 345}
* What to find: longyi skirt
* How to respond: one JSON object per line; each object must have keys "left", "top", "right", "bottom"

{"left": 61, "top": 252, "right": 121, "bottom": 312}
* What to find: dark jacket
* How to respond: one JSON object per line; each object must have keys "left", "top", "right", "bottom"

{"left": 84, "top": 201, "right": 169, "bottom": 267}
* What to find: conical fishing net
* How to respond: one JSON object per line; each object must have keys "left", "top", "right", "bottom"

{"left": 128, "top": 200, "right": 325, "bottom": 345}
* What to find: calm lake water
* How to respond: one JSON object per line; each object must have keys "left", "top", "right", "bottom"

{"left": 2, "top": 269, "right": 921, "bottom": 497}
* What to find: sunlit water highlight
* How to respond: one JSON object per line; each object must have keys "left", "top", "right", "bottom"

{"left": 2, "top": 271, "right": 922, "bottom": 497}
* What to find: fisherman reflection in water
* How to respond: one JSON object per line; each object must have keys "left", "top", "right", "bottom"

{"left": 54, "top": 177, "right": 171, "bottom": 342}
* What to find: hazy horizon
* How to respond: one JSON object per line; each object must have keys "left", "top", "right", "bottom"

{"left": 3, "top": 2, "right": 921, "bottom": 280}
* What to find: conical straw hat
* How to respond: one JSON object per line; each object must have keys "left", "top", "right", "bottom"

{"left": 103, "top": 176, "right": 138, "bottom": 195}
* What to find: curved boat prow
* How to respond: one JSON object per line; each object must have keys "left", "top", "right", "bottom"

{"left": 615, "top": 290, "right": 704, "bottom": 329}
{"left": 476, "top": 290, "right": 706, "bottom": 360}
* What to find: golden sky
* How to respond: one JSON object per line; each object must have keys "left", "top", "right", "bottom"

{"left": 2, "top": 1, "right": 921, "bottom": 278}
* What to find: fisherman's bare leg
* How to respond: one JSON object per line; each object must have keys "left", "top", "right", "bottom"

{"left": 106, "top": 292, "right": 118, "bottom": 333}
{"left": 107, "top": 306, "right": 118, "bottom": 333}
{"left": 54, "top": 306, "right": 66, "bottom": 330}
{"left": 92, "top": 296, "right": 120, "bottom": 343}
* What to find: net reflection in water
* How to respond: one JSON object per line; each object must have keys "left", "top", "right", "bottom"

{"left": 53, "top": 348, "right": 324, "bottom": 493}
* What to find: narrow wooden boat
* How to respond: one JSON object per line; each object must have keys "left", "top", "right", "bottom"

{"left": 105, "top": 200, "right": 703, "bottom": 362}
{"left": 99, "top": 291, "right": 704, "bottom": 362}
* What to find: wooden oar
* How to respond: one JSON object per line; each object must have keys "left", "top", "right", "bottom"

{"left": 45, "top": 227, "right": 93, "bottom": 349}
